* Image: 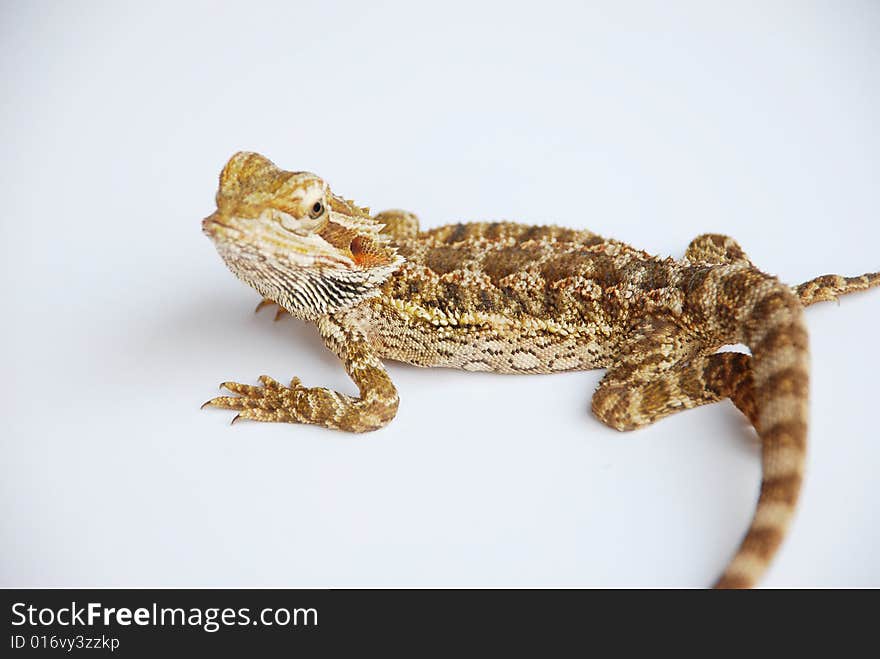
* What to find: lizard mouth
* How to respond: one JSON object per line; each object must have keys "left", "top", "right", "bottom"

{"left": 202, "top": 212, "right": 240, "bottom": 237}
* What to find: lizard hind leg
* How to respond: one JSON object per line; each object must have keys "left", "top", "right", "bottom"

{"left": 794, "top": 271, "right": 880, "bottom": 306}
{"left": 686, "top": 235, "right": 880, "bottom": 306}
{"left": 591, "top": 315, "right": 706, "bottom": 432}
{"left": 592, "top": 351, "right": 757, "bottom": 432}
{"left": 685, "top": 235, "right": 880, "bottom": 324}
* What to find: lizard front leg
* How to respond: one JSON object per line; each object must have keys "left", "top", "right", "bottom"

{"left": 373, "top": 209, "right": 420, "bottom": 241}
{"left": 254, "top": 297, "right": 289, "bottom": 321}
{"left": 202, "top": 315, "right": 398, "bottom": 433}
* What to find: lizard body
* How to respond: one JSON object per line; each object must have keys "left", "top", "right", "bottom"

{"left": 202, "top": 152, "right": 879, "bottom": 588}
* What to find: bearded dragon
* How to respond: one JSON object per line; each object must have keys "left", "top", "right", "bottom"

{"left": 201, "top": 151, "right": 879, "bottom": 588}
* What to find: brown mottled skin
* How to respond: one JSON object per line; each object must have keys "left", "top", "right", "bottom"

{"left": 202, "top": 152, "right": 879, "bottom": 588}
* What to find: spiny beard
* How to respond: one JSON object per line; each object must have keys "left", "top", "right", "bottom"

{"left": 217, "top": 243, "right": 399, "bottom": 320}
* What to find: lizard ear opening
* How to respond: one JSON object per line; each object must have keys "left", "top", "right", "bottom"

{"left": 349, "top": 235, "right": 397, "bottom": 268}
{"left": 317, "top": 220, "right": 399, "bottom": 269}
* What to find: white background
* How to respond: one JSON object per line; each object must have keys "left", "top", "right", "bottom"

{"left": 2, "top": 1, "right": 878, "bottom": 587}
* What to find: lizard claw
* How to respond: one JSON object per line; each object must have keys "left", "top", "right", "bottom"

{"left": 201, "top": 375, "right": 304, "bottom": 424}
{"left": 254, "top": 298, "right": 275, "bottom": 314}
{"left": 254, "top": 298, "right": 289, "bottom": 321}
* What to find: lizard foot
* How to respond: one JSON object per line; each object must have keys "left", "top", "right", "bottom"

{"left": 254, "top": 298, "right": 288, "bottom": 321}
{"left": 202, "top": 375, "right": 305, "bottom": 423}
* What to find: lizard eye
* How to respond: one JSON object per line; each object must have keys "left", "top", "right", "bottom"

{"left": 309, "top": 201, "right": 324, "bottom": 219}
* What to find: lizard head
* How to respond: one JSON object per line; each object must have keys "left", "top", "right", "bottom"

{"left": 203, "top": 152, "right": 403, "bottom": 319}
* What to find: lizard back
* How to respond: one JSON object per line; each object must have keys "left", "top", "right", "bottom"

{"left": 355, "top": 222, "right": 689, "bottom": 373}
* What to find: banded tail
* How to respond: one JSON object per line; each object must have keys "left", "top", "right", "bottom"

{"left": 716, "top": 268, "right": 879, "bottom": 588}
